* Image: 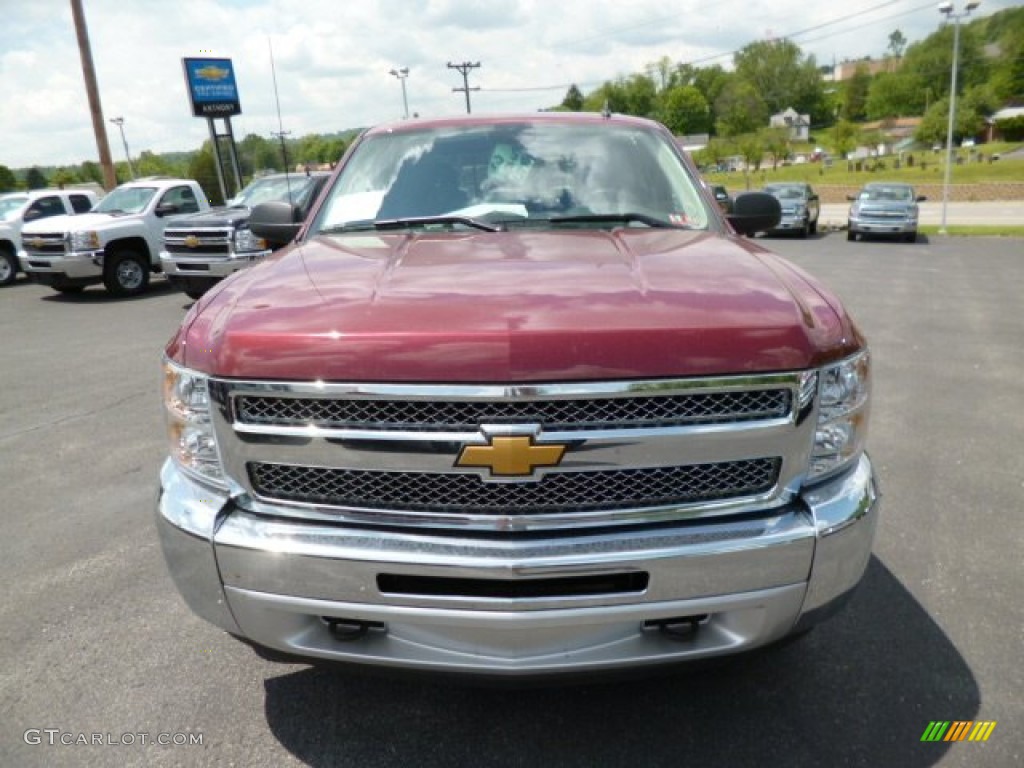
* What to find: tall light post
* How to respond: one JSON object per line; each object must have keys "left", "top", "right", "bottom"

{"left": 108, "top": 116, "right": 135, "bottom": 180}
{"left": 937, "top": 0, "right": 979, "bottom": 235}
{"left": 389, "top": 67, "right": 410, "bottom": 119}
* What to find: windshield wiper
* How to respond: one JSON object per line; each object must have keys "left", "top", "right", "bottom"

{"left": 373, "top": 215, "right": 501, "bottom": 232}
{"left": 547, "top": 212, "right": 677, "bottom": 229}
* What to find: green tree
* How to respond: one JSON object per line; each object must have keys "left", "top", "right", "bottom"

{"left": 732, "top": 39, "right": 828, "bottom": 123}
{"left": 758, "top": 127, "right": 790, "bottom": 170}
{"left": 25, "top": 167, "right": 47, "bottom": 189}
{"left": 994, "top": 115, "right": 1024, "bottom": 142}
{"left": 622, "top": 73, "right": 657, "bottom": 117}
{"left": 0, "top": 165, "right": 18, "bottom": 192}
{"left": 78, "top": 161, "right": 104, "bottom": 185}
{"left": 582, "top": 80, "right": 629, "bottom": 114}
{"left": 51, "top": 167, "right": 79, "bottom": 188}
{"left": 239, "top": 133, "right": 280, "bottom": 176}
{"left": 832, "top": 119, "right": 860, "bottom": 159}
{"left": 187, "top": 145, "right": 224, "bottom": 206}
{"left": 136, "top": 150, "right": 177, "bottom": 177}
{"left": 714, "top": 79, "right": 768, "bottom": 137}
{"left": 866, "top": 71, "right": 924, "bottom": 119}
{"left": 658, "top": 85, "right": 711, "bottom": 135}
{"left": 561, "top": 84, "right": 584, "bottom": 111}
{"left": 887, "top": 29, "right": 907, "bottom": 58}
{"left": 983, "top": 8, "right": 1024, "bottom": 102}
{"left": 735, "top": 133, "right": 765, "bottom": 181}
{"left": 842, "top": 63, "right": 872, "bottom": 122}
{"left": 915, "top": 95, "right": 985, "bottom": 146}
{"left": 319, "top": 137, "right": 349, "bottom": 166}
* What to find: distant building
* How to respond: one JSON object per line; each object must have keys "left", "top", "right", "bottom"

{"left": 675, "top": 134, "right": 710, "bottom": 153}
{"left": 987, "top": 106, "right": 1024, "bottom": 142}
{"left": 832, "top": 57, "right": 900, "bottom": 81}
{"left": 770, "top": 108, "right": 810, "bottom": 141}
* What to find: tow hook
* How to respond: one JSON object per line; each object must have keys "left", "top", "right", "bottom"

{"left": 323, "top": 617, "right": 386, "bottom": 642}
{"left": 643, "top": 614, "right": 709, "bottom": 641}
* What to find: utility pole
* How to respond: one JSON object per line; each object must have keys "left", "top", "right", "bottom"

{"left": 447, "top": 61, "right": 480, "bottom": 114}
{"left": 70, "top": 0, "right": 117, "bottom": 190}
{"left": 389, "top": 67, "right": 410, "bottom": 119}
{"left": 109, "top": 117, "right": 135, "bottom": 179}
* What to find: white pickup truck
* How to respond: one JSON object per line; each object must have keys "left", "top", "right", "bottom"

{"left": 0, "top": 188, "right": 99, "bottom": 286}
{"left": 20, "top": 177, "right": 210, "bottom": 296}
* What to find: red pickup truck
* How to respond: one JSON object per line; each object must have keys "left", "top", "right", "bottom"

{"left": 158, "top": 113, "right": 878, "bottom": 677}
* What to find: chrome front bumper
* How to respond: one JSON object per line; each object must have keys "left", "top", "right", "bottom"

{"left": 157, "top": 455, "right": 879, "bottom": 676}
{"left": 848, "top": 216, "right": 916, "bottom": 234}
{"left": 159, "top": 250, "right": 270, "bottom": 279}
{"left": 20, "top": 250, "right": 103, "bottom": 280}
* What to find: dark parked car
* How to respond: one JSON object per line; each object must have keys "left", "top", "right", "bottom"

{"left": 847, "top": 182, "right": 925, "bottom": 243}
{"left": 711, "top": 185, "right": 733, "bottom": 213}
{"left": 762, "top": 182, "right": 819, "bottom": 237}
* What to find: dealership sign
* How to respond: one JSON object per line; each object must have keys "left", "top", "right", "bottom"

{"left": 182, "top": 58, "right": 242, "bottom": 117}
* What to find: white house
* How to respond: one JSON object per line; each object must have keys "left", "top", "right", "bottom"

{"left": 770, "top": 108, "right": 811, "bottom": 141}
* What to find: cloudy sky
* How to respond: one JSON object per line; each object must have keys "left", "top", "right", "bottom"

{"left": 1, "top": 0, "right": 1016, "bottom": 170}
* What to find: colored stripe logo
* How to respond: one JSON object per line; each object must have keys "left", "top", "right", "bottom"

{"left": 921, "top": 721, "right": 997, "bottom": 742}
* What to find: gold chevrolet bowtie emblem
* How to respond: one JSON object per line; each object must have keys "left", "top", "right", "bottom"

{"left": 28, "top": 238, "right": 44, "bottom": 248}
{"left": 184, "top": 235, "right": 200, "bottom": 248}
{"left": 456, "top": 436, "right": 567, "bottom": 477}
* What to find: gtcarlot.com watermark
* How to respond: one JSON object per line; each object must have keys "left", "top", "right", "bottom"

{"left": 24, "top": 729, "right": 203, "bottom": 747}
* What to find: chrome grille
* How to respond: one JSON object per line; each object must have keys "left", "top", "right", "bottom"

{"left": 235, "top": 389, "right": 791, "bottom": 431}
{"left": 22, "top": 233, "right": 67, "bottom": 255}
{"left": 248, "top": 458, "right": 781, "bottom": 514}
{"left": 213, "top": 374, "right": 812, "bottom": 531}
{"left": 164, "top": 227, "right": 232, "bottom": 256}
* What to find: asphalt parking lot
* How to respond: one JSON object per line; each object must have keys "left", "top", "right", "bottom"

{"left": 2, "top": 233, "right": 1022, "bottom": 767}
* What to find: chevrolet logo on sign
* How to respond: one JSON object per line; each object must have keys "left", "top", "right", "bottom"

{"left": 456, "top": 435, "right": 567, "bottom": 477}
{"left": 184, "top": 236, "right": 200, "bottom": 248}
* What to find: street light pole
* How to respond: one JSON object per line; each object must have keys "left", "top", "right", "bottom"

{"left": 937, "top": 0, "right": 980, "bottom": 235}
{"left": 389, "top": 67, "right": 410, "bottom": 119}
{"left": 108, "top": 116, "right": 135, "bottom": 180}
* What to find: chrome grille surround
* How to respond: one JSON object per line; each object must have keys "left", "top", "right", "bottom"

{"left": 163, "top": 226, "right": 233, "bottom": 257}
{"left": 21, "top": 233, "right": 68, "bottom": 255}
{"left": 209, "top": 374, "right": 817, "bottom": 532}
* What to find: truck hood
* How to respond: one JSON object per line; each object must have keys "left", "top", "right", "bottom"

{"left": 174, "top": 229, "right": 861, "bottom": 382}
{"left": 21, "top": 212, "right": 117, "bottom": 234}
{"left": 164, "top": 207, "right": 250, "bottom": 229}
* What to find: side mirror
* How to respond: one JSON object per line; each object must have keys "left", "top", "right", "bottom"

{"left": 726, "top": 192, "right": 781, "bottom": 237}
{"left": 916, "top": 195, "right": 927, "bottom": 202}
{"left": 846, "top": 195, "right": 857, "bottom": 202}
{"left": 250, "top": 201, "right": 302, "bottom": 249}
{"left": 155, "top": 203, "right": 179, "bottom": 218}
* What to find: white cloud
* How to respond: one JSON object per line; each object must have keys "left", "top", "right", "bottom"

{"left": 0, "top": 0, "right": 1016, "bottom": 170}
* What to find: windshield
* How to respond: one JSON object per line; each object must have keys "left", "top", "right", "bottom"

{"left": 765, "top": 185, "right": 805, "bottom": 200}
{"left": 93, "top": 186, "right": 157, "bottom": 214}
{"left": 0, "top": 195, "right": 28, "bottom": 220}
{"left": 312, "top": 121, "right": 710, "bottom": 232}
{"left": 226, "top": 175, "right": 321, "bottom": 209}
{"left": 860, "top": 186, "right": 913, "bottom": 202}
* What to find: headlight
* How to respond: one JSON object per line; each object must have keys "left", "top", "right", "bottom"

{"left": 234, "top": 227, "right": 267, "bottom": 253}
{"left": 792, "top": 204, "right": 806, "bottom": 215}
{"left": 70, "top": 230, "right": 100, "bottom": 250}
{"left": 808, "top": 350, "right": 870, "bottom": 481}
{"left": 162, "top": 359, "right": 226, "bottom": 487}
